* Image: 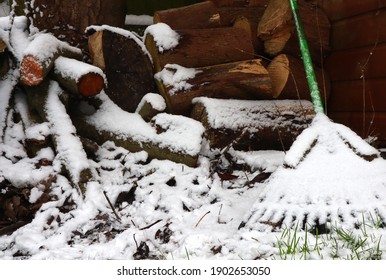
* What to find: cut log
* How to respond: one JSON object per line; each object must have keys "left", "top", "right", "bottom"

{"left": 267, "top": 54, "right": 330, "bottom": 103}
{"left": 69, "top": 93, "right": 204, "bottom": 167}
{"left": 20, "top": 33, "right": 82, "bottom": 87}
{"left": 88, "top": 26, "right": 157, "bottom": 112}
{"left": 210, "top": 0, "right": 269, "bottom": 7}
{"left": 51, "top": 56, "right": 106, "bottom": 97}
{"left": 154, "top": 1, "right": 221, "bottom": 29}
{"left": 232, "top": 14, "right": 264, "bottom": 55}
{"left": 191, "top": 97, "right": 315, "bottom": 151}
{"left": 25, "top": 80, "right": 93, "bottom": 193}
{"left": 257, "top": 0, "right": 330, "bottom": 65}
{"left": 155, "top": 60, "right": 273, "bottom": 115}
{"left": 145, "top": 25, "right": 255, "bottom": 72}
{"left": 27, "top": 0, "right": 127, "bottom": 54}
{"left": 136, "top": 93, "right": 167, "bottom": 122}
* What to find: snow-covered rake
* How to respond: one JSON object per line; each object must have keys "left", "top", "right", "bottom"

{"left": 239, "top": 0, "right": 386, "bottom": 231}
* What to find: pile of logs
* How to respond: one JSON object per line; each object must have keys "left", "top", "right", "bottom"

{"left": 145, "top": 0, "right": 331, "bottom": 116}
{"left": 0, "top": 0, "right": 333, "bottom": 190}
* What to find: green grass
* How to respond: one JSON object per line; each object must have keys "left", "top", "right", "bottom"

{"left": 274, "top": 220, "right": 384, "bottom": 260}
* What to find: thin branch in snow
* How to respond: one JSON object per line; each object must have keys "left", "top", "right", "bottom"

{"left": 103, "top": 190, "right": 121, "bottom": 223}
{"left": 195, "top": 211, "right": 211, "bottom": 228}
{"left": 139, "top": 219, "right": 162, "bottom": 231}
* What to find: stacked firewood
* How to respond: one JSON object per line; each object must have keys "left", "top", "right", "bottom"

{"left": 0, "top": 0, "right": 332, "bottom": 192}
{"left": 139, "top": 0, "right": 330, "bottom": 150}
{"left": 144, "top": 0, "right": 331, "bottom": 114}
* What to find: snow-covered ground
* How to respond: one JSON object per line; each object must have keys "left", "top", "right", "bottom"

{"left": 1, "top": 14, "right": 386, "bottom": 261}
{"left": 1, "top": 113, "right": 386, "bottom": 260}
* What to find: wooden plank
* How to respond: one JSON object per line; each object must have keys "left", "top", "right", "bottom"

{"left": 331, "top": 8, "right": 386, "bottom": 51}
{"left": 328, "top": 112, "right": 386, "bottom": 145}
{"left": 325, "top": 43, "right": 386, "bottom": 81}
{"left": 328, "top": 79, "right": 386, "bottom": 112}
{"left": 318, "top": 0, "right": 386, "bottom": 22}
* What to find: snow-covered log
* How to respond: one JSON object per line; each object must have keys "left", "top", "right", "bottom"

{"left": 88, "top": 26, "right": 157, "bottom": 112}
{"left": 155, "top": 60, "right": 272, "bottom": 115}
{"left": 70, "top": 92, "right": 204, "bottom": 167}
{"left": 267, "top": 54, "right": 330, "bottom": 102}
{"left": 154, "top": 1, "right": 221, "bottom": 30}
{"left": 145, "top": 24, "right": 255, "bottom": 72}
{"left": 191, "top": 97, "right": 315, "bottom": 151}
{"left": 26, "top": 80, "right": 93, "bottom": 192}
{"left": 257, "top": 0, "right": 330, "bottom": 65}
{"left": 20, "top": 34, "right": 82, "bottom": 87}
{"left": 52, "top": 57, "right": 106, "bottom": 97}
{"left": 136, "top": 93, "right": 167, "bottom": 122}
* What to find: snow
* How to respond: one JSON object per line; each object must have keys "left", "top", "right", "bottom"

{"left": 192, "top": 97, "right": 314, "bottom": 132}
{"left": 125, "top": 15, "right": 153, "bottom": 26}
{"left": 84, "top": 92, "right": 204, "bottom": 157}
{"left": 242, "top": 114, "right": 386, "bottom": 230}
{"left": 2, "top": 15, "right": 386, "bottom": 261}
{"left": 155, "top": 64, "right": 200, "bottom": 95}
{"left": 23, "top": 33, "right": 81, "bottom": 66}
{"left": 136, "top": 93, "right": 167, "bottom": 113}
{"left": 144, "top": 23, "right": 180, "bottom": 53}
{"left": 45, "top": 81, "right": 91, "bottom": 184}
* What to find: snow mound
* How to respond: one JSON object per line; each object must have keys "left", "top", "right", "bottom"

{"left": 242, "top": 114, "right": 386, "bottom": 230}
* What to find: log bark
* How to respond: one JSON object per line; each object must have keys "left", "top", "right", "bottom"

{"left": 257, "top": 0, "right": 330, "bottom": 65}
{"left": 27, "top": 0, "right": 127, "bottom": 54}
{"left": 191, "top": 97, "right": 315, "bottom": 151}
{"left": 154, "top": 1, "right": 221, "bottom": 29}
{"left": 267, "top": 54, "right": 330, "bottom": 103}
{"left": 155, "top": 59, "right": 272, "bottom": 115}
{"left": 51, "top": 57, "right": 106, "bottom": 97}
{"left": 20, "top": 34, "right": 82, "bottom": 87}
{"left": 88, "top": 27, "right": 157, "bottom": 112}
{"left": 0, "top": 39, "right": 8, "bottom": 79}
{"left": 145, "top": 26, "right": 255, "bottom": 72}
{"left": 210, "top": 0, "right": 269, "bottom": 7}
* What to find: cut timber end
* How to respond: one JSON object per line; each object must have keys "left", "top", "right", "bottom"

{"left": 267, "top": 54, "right": 330, "bottom": 103}
{"left": 20, "top": 55, "right": 44, "bottom": 86}
{"left": 267, "top": 54, "right": 290, "bottom": 98}
{"left": 88, "top": 31, "right": 106, "bottom": 70}
{"left": 78, "top": 73, "right": 105, "bottom": 97}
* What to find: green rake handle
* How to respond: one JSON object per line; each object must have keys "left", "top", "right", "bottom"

{"left": 289, "top": 0, "right": 325, "bottom": 114}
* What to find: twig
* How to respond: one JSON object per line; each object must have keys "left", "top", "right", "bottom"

{"left": 195, "top": 211, "right": 211, "bottom": 228}
{"left": 217, "top": 204, "right": 223, "bottom": 224}
{"left": 140, "top": 219, "right": 162, "bottom": 231}
{"left": 103, "top": 190, "right": 121, "bottom": 222}
{"left": 133, "top": 233, "right": 138, "bottom": 248}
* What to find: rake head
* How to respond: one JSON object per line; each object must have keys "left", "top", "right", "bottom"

{"left": 240, "top": 114, "right": 386, "bottom": 231}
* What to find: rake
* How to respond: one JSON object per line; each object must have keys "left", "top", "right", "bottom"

{"left": 239, "top": 0, "right": 386, "bottom": 231}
